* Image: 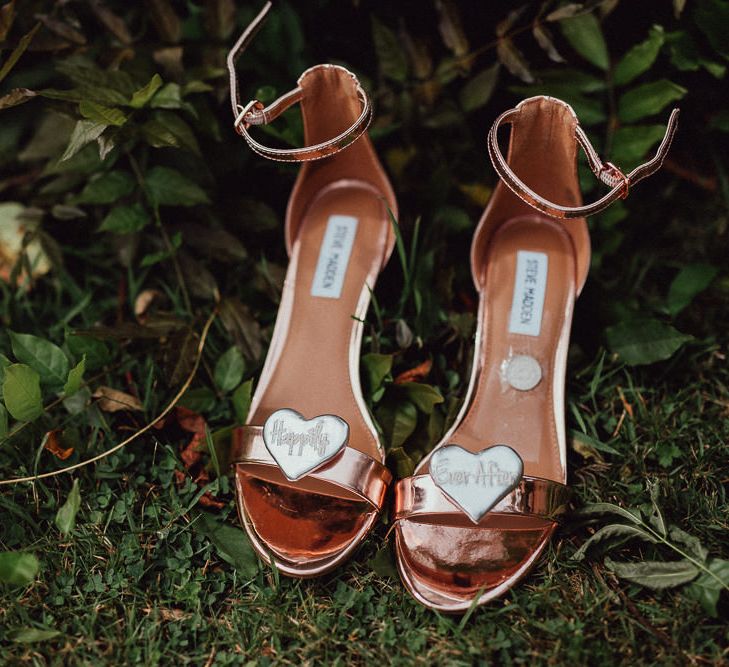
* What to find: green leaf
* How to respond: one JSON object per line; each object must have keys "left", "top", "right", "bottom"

{"left": 605, "top": 318, "right": 693, "bottom": 365}
{"left": 459, "top": 64, "right": 500, "bottom": 112}
{"left": 666, "top": 264, "right": 718, "bottom": 316}
{"left": 694, "top": 0, "right": 729, "bottom": 59}
{"left": 0, "top": 551, "right": 39, "bottom": 585}
{"left": 140, "top": 231, "right": 182, "bottom": 267}
{"left": 179, "top": 387, "right": 216, "bottom": 413}
{"left": 193, "top": 512, "right": 258, "bottom": 578}
{"left": 214, "top": 347, "right": 245, "bottom": 393}
{"left": 570, "top": 429, "right": 620, "bottom": 456}
{"left": 129, "top": 73, "right": 163, "bottom": 108}
{"left": 361, "top": 353, "right": 392, "bottom": 398}
{"left": 55, "top": 479, "right": 81, "bottom": 535}
{"left": 655, "top": 440, "right": 682, "bottom": 468}
{"left": 610, "top": 124, "right": 670, "bottom": 171}
{"left": 572, "top": 524, "right": 657, "bottom": 561}
{"left": 685, "top": 558, "right": 729, "bottom": 617}
{"left": 559, "top": 13, "right": 609, "bottom": 70}
{"left": 577, "top": 503, "right": 643, "bottom": 525}
{"left": 150, "top": 82, "right": 183, "bottom": 109}
{"left": 605, "top": 557, "right": 700, "bottom": 589}
{"left": 389, "top": 445, "right": 416, "bottom": 477}
{"left": 78, "top": 100, "right": 127, "bottom": 127}
{"left": 99, "top": 203, "right": 149, "bottom": 234}
{"left": 0, "top": 353, "right": 9, "bottom": 399}
{"left": 77, "top": 170, "right": 135, "bottom": 204}
{"left": 232, "top": 379, "right": 253, "bottom": 425}
{"left": 64, "top": 356, "right": 85, "bottom": 397}
{"left": 10, "top": 628, "right": 61, "bottom": 643}
{"left": 614, "top": 25, "right": 665, "bottom": 86}
{"left": 376, "top": 400, "right": 418, "bottom": 450}
{"left": 9, "top": 331, "right": 69, "bottom": 388}
{"left": 0, "top": 403, "right": 7, "bottom": 438}
{"left": 668, "top": 525, "right": 709, "bottom": 562}
{"left": 60, "top": 120, "right": 107, "bottom": 162}
{"left": 142, "top": 112, "right": 200, "bottom": 155}
{"left": 618, "top": 80, "right": 686, "bottom": 123}
{"left": 371, "top": 16, "right": 408, "bottom": 82}
{"left": 144, "top": 166, "right": 209, "bottom": 207}
{"left": 140, "top": 118, "right": 181, "bottom": 150}
{"left": 367, "top": 546, "right": 398, "bottom": 580}
{"left": 648, "top": 482, "right": 667, "bottom": 537}
{"left": 397, "top": 383, "right": 444, "bottom": 414}
{"left": 65, "top": 334, "right": 110, "bottom": 371}
{"left": 2, "top": 364, "right": 42, "bottom": 422}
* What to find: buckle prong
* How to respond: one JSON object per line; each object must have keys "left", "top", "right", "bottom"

{"left": 600, "top": 161, "right": 630, "bottom": 199}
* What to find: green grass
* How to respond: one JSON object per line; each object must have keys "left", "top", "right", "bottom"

{"left": 0, "top": 190, "right": 727, "bottom": 663}
{"left": 1, "top": 1, "right": 729, "bottom": 664}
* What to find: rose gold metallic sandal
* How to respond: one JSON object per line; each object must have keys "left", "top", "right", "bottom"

{"left": 392, "top": 96, "right": 679, "bottom": 612}
{"left": 226, "top": 3, "right": 397, "bottom": 577}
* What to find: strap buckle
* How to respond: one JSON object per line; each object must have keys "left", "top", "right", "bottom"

{"left": 488, "top": 98, "right": 679, "bottom": 219}
{"left": 599, "top": 162, "right": 630, "bottom": 200}
{"left": 234, "top": 99, "right": 264, "bottom": 134}
{"left": 227, "top": 3, "right": 372, "bottom": 162}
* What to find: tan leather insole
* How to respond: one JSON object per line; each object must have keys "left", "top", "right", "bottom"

{"left": 432, "top": 215, "right": 576, "bottom": 482}
{"left": 249, "top": 182, "right": 389, "bottom": 462}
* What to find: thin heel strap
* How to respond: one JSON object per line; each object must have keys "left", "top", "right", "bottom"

{"left": 226, "top": 1, "right": 372, "bottom": 162}
{"left": 488, "top": 99, "right": 680, "bottom": 219}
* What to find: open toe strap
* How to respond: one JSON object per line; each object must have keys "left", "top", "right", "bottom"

{"left": 393, "top": 473, "right": 570, "bottom": 523}
{"left": 231, "top": 425, "right": 391, "bottom": 510}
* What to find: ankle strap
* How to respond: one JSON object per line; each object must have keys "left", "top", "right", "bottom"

{"left": 226, "top": 2, "right": 372, "bottom": 162}
{"left": 488, "top": 99, "right": 680, "bottom": 219}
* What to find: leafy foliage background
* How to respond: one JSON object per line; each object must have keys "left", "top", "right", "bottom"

{"left": 0, "top": 0, "right": 728, "bottom": 663}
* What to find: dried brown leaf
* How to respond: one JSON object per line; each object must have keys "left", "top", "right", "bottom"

{"left": 44, "top": 429, "right": 74, "bottom": 460}
{"left": 0, "top": 202, "right": 51, "bottom": 286}
{"left": 545, "top": 3, "right": 584, "bottom": 22}
{"left": 172, "top": 408, "right": 227, "bottom": 509}
{"left": 600, "top": 0, "right": 621, "bottom": 17}
{"left": 35, "top": 14, "right": 86, "bottom": 45}
{"left": 147, "top": 0, "right": 181, "bottom": 43}
{"left": 0, "top": 87, "right": 36, "bottom": 110}
{"left": 394, "top": 359, "right": 433, "bottom": 385}
{"left": 178, "top": 223, "right": 247, "bottom": 262}
{"left": 203, "top": 0, "right": 236, "bottom": 40}
{"left": 76, "top": 319, "right": 186, "bottom": 341}
{"left": 218, "top": 297, "right": 264, "bottom": 361}
{"left": 88, "top": 0, "right": 132, "bottom": 44}
{"left": 177, "top": 251, "right": 218, "bottom": 301}
{"left": 176, "top": 406, "right": 206, "bottom": 435}
{"left": 533, "top": 23, "right": 565, "bottom": 63}
{"left": 165, "top": 327, "right": 198, "bottom": 386}
{"left": 142, "top": 606, "right": 189, "bottom": 621}
{"left": 496, "top": 38, "right": 534, "bottom": 83}
{"left": 435, "top": 0, "right": 469, "bottom": 57}
{"left": 496, "top": 6, "right": 527, "bottom": 37}
{"left": 134, "top": 289, "right": 164, "bottom": 322}
{"left": 153, "top": 47, "right": 184, "bottom": 80}
{"left": 400, "top": 25, "right": 433, "bottom": 80}
{"left": 0, "top": 0, "right": 16, "bottom": 41}
{"left": 93, "top": 386, "right": 143, "bottom": 412}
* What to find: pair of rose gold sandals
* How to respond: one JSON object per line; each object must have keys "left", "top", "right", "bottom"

{"left": 227, "top": 4, "right": 679, "bottom": 613}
